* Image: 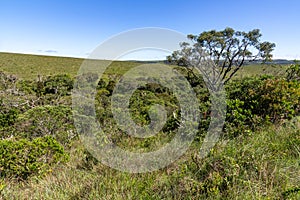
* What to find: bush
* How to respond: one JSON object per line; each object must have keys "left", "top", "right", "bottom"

{"left": 286, "top": 61, "right": 300, "bottom": 81}
{"left": 43, "top": 74, "right": 73, "bottom": 95}
{"left": 225, "top": 76, "right": 300, "bottom": 137}
{"left": 14, "top": 105, "right": 76, "bottom": 146}
{"left": 224, "top": 99, "right": 253, "bottom": 137}
{"left": 0, "top": 106, "right": 19, "bottom": 128}
{"left": 16, "top": 80, "right": 36, "bottom": 94}
{"left": 0, "top": 136, "right": 69, "bottom": 180}
{"left": 254, "top": 78, "right": 300, "bottom": 121}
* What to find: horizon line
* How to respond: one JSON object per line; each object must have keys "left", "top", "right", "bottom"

{"left": 0, "top": 51, "right": 298, "bottom": 62}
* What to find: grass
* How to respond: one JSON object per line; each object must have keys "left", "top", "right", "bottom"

{"left": 0, "top": 52, "right": 82, "bottom": 79}
{"left": 234, "top": 64, "right": 288, "bottom": 79}
{"left": 1, "top": 118, "right": 299, "bottom": 199}
{"left": 0, "top": 52, "right": 140, "bottom": 80}
{"left": 0, "top": 52, "right": 288, "bottom": 80}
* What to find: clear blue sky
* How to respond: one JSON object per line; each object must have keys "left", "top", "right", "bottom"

{"left": 1, "top": 0, "right": 300, "bottom": 60}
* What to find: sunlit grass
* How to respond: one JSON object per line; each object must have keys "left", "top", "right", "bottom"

{"left": 1, "top": 118, "right": 299, "bottom": 199}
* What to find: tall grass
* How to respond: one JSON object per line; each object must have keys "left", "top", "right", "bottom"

{"left": 1, "top": 118, "right": 299, "bottom": 199}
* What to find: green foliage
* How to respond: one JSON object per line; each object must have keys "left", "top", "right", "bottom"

{"left": 286, "top": 61, "right": 300, "bottom": 81}
{"left": 14, "top": 105, "right": 76, "bottom": 146}
{"left": 43, "top": 74, "right": 73, "bottom": 95}
{"left": 0, "top": 103, "right": 19, "bottom": 128}
{"left": 174, "top": 120, "right": 300, "bottom": 199}
{"left": 225, "top": 99, "right": 253, "bottom": 137}
{"left": 167, "top": 27, "right": 276, "bottom": 83}
{"left": 129, "top": 89, "right": 168, "bottom": 126}
{"left": 17, "top": 79, "right": 36, "bottom": 94}
{"left": 225, "top": 76, "right": 300, "bottom": 137}
{"left": 0, "top": 53, "right": 299, "bottom": 199}
{"left": 0, "top": 136, "right": 69, "bottom": 180}
{"left": 254, "top": 78, "right": 300, "bottom": 121}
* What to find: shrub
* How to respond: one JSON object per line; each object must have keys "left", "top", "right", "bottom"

{"left": 254, "top": 78, "right": 300, "bottom": 121}
{"left": 14, "top": 105, "right": 76, "bottom": 146}
{"left": 16, "top": 80, "right": 36, "bottom": 94}
{"left": 0, "top": 136, "right": 69, "bottom": 180}
{"left": 0, "top": 106, "right": 19, "bottom": 128}
{"left": 43, "top": 74, "right": 74, "bottom": 95}
{"left": 286, "top": 61, "right": 300, "bottom": 81}
{"left": 224, "top": 99, "right": 253, "bottom": 137}
{"left": 225, "top": 76, "right": 300, "bottom": 137}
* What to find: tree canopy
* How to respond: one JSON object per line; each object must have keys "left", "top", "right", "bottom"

{"left": 167, "top": 27, "right": 276, "bottom": 84}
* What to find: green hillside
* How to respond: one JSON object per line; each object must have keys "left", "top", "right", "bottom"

{"left": 0, "top": 52, "right": 299, "bottom": 199}
{"left": 0, "top": 52, "right": 141, "bottom": 80}
{"left": 0, "top": 52, "right": 288, "bottom": 80}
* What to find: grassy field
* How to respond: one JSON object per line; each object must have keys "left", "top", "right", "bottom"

{"left": 0, "top": 52, "right": 287, "bottom": 80}
{"left": 234, "top": 64, "right": 288, "bottom": 79}
{"left": 0, "top": 52, "right": 299, "bottom": 199}
{"left": 0, "top": 52, "right": 141, "bottom": 80}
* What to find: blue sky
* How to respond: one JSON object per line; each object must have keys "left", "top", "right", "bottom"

{"left": 1, "top": 0, "right": 300, "bottom": 60}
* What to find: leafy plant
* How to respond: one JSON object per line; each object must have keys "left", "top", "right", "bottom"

{"left": 0, "top": 104, "right": 19, "bottom": 128}
{"left": 14, "top": 105, "right": 76, "bottom": 146}
{"left": 43, "top": 74, "right": 73, "bottom": 95}
{"left": 0, "top": 136, "right": 69, "bottom": 180}
{"left": 286, "top": 61, "right": 300, "bottom": 81}
{"left": 225, "top": 76, "right": 300, "bottom": 135}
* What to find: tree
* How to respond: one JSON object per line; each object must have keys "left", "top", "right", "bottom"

{"left": 167, "top": 27, "right": 276, "bottom": 84}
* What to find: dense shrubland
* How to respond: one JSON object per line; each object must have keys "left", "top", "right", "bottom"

{"left": 0, "top": 61, "right": 299, "bottom": 199}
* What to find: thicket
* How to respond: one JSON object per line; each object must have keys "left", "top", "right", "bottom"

{"left": 0, "top": 63, "right": 299, "bottom": 184}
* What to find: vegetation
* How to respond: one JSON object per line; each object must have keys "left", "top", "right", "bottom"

{"left": 0, "top": 52, "right": 299, "bottom": 199}
{"left": 0, "top": 52, "right": 140, "bottom": 80}
{"left": 167, "top": 27, "right": 276, "bottom": 84}
{"left": 0, "top": 136, "right": 68, "bottom": 181}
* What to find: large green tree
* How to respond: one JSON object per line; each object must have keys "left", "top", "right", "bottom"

{"left": 167, "top": 27, "right": 276, "bottom": 84}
